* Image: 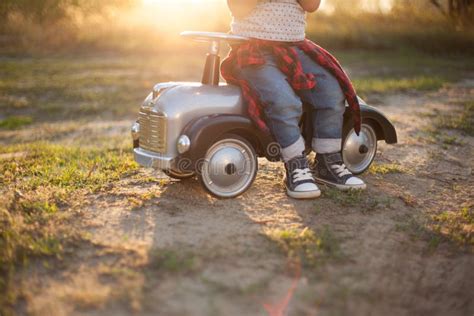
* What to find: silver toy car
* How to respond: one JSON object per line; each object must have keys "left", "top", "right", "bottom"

{"left": 131, "top": 32, "right": 397, "bottom": 198}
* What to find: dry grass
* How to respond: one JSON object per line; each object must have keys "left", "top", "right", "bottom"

{"left": 434, "top": 101, "right": 474, "bottom": 136}
{"left": 61, "top": 278, "right": 112, "bottom": 310}
{"left": 307, "top": 11, "right": 474, "bottom": 54}
{"left": 265, "top": 226, "right": 343, "bottom": 268}
{"left": 369, "top": 163, "right": 406, "bottom": 175}
{"left": 432, "top": 205, "right": 474, "bottom": 246}
{"left": 0, "top": 140, "right": 138, "bottom": 313}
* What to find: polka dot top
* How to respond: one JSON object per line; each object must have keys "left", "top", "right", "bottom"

{"left": 231, "top": 0, "right": 306, "bottom": 42}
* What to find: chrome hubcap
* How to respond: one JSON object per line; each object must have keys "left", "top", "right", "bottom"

{"left": 342, "top": 124, "right": 377, "bottom": 174}
{"left": 201, "top": 138, "right": 257, "bottom": 197}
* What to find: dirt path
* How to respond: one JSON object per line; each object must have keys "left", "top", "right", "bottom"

{"left": 17, "top": 81, "right": 473, "bottom": 316}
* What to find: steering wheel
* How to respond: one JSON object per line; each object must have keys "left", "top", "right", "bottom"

{"left": 181, "top": 31, "right": 249, "bottom": 55}
{"left": 180, "top": 31, "right": 249, "bottom": 85}
{"left": 180, "top": 31, "right": 249, "bottom": 46}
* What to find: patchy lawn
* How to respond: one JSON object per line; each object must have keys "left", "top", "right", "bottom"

{"left": 0, "top": 50, "right": 473, "bottom": 315}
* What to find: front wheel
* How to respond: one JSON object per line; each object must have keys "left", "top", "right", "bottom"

{"left": 199, "top": 134, "right": 258, "bottom": 198}
{"left": 163, "top": 169, "right": 195, "bottom": 180}
{"left": 342, "top": 122, "right": 378, "bottom": 175}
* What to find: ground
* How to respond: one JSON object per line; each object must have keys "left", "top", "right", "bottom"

{"left": 0, "top": 50, "right": 473, "bottom": 316}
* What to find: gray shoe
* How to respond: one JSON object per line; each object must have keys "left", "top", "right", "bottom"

{"left": 285, "top": 155, "right": 321, "bottom": 199}
{"left": 313, "top": 152, "right": 366, "bottom": 190}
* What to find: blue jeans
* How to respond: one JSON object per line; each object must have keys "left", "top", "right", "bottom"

{"left": 236, "top": 47, "right": 346, "bottom": 160}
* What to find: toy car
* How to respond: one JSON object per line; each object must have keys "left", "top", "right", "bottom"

{"left": 131, "top": 32, "right": 397, "bottom": 198}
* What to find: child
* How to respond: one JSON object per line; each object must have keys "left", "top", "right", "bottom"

{"left": 222, "top": 0, "right": 366, "bottom": 199}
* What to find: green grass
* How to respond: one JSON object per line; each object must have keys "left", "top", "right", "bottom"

{"left": 324, "top": 188, "right": 393, "bottom": 213}
{"left": 324, "top": 189, "right": 365, "bottom": 207}
{"left": 0, "top": 49, "right": 470, "bottom": 126}
{"left": 395, "top": 205, "right": 474, "bottom": 251}
{"left": 334, "top": 49, "right": 472, "bottom": 97}
{"left": 0, "top": 142, "right": 138, "bottom": 191}
{"left": 421, "top": 126, "right": 464, "bottom": 147}
{"left": 0, "top": 210, "right": 65, "bottom": 314}
{"left": 307, "top": 11, "right": 474, "bottom": 55}
{"left": 0, "top": 140, "right": 139, "bottom": 313}
{"left": 0, "top": 54, "right": 202, "bottom": 122}
{"left": 421, "top": 101, "right": 473, "bottom": 147}
{"left": 17, "top": 200, "right": 58, "bottom": 215}
{"left": 148, "top": 249, "right": 197, "bottom": 274}
{"left": 394, "top": 214, "right": 444, "bottom": 251}
{"left": 0, "top": 116, "right": 33, "bottom": 130}
{"left": 440, "top": 135, "right": 459, "bottom": 145}
{"left": 336, "top": 48, "right": 474, "bottom": 72}
{"left": 353, "top": 76, "right": 447, "bottom": 95}
{"left": 369, "top": 163, "right": 405, "bottom": 175}
{"left": 434, "top": 101, "right": 474, "bottom": 136}
{"left": 433, "top": 205, "right": 473, "bottom": 246}
{"left": 266, "top": 226, "right": 342, "bottom": 268}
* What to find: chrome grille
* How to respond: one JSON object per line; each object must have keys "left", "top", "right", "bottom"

{"left": 138, "top": 109, "right": 167, "bottom": 153}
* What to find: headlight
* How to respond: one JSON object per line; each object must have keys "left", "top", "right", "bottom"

{"left": 177, "top": 135, "right": 191, "bottom": 154}
{"left": 131, "top": 122, "right": 140, "bottom": 140}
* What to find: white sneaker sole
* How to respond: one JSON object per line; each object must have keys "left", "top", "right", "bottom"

{"left": 286, "top": 188, "right": 321, "bottom": 199}
{"left": 314, "top": 178, "right": 367, "bottom": 191}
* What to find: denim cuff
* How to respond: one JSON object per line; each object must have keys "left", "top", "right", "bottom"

{"left": 281, "top": 136, "right": 305, "bottom": 162}
{"left": 312, "top": 138, "right": 342, "bottom": 154}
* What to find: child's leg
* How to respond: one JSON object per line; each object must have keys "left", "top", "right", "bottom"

{"left": 237, "top": 52, "right": 320, "bottom": 198}
{"left": 294, "top": 48, "right": 345, "bottom": 152}
{"left": 237, "top": 52, "right": 305, "bottom": 161}
{"left": 295, "top": 48, "right": 366, "bottom": 190}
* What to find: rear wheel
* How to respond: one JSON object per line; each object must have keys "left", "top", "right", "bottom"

{"left": 342, "top": 122, "right": 378, "bottom": 175}
{"left": 199, "top": 134, "right": 258, "bottom": 198}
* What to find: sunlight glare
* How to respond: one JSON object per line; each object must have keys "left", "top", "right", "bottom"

{"left": 130, "top": 0, "right": 227, "bottom": 40}
{"left": 143, "top": 0, "right": 206, "bottom": 6}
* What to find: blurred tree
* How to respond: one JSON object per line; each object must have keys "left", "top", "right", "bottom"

{"left": 326, "top": 0, "right": 364, "bottom": 13}
{"left": 430, "top": 0, "right": 473, "bottom": 26}
{"left": 0, "top": 0, "right": 133, "bottom": 25}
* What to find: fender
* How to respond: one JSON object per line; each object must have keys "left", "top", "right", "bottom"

{"left": 175, "top": 114, "right": 276, "bottom": 172}
{"left": 344, "top": 104, "right": 398, "bottom": 144}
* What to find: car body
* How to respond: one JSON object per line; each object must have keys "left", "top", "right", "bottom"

{"left": 131, "top": 32, "right": 397, "bottom": 198}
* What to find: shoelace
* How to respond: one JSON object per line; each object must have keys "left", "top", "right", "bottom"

{"left": 331, "top": 164, "right": 352, "bottom": 177}
{"left": 292, "top": 168, "right": 313, "bottom": 182}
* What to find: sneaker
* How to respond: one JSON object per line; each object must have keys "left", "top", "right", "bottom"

{"left": 284, "top": 155, "right": 321, "bottom": 199}
{"left": 313, "top": 152, "right": 366, "bottom": 191}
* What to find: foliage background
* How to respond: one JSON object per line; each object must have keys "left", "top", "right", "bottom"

{"left": 0, "top": 0, "right": 472, "bottom": 55}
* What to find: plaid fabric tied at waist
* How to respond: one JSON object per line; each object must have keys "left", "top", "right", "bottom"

{"left": 221, "top": 38, "right": 361, "bottom": 135}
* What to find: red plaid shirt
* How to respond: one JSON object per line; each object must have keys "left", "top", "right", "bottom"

{"left": 221, "top": 39, "right": 361, "bottom": 135}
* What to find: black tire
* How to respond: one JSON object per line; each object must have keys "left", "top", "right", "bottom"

{"left": 163, "top": 169, "right": 195, "bottom": 180}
